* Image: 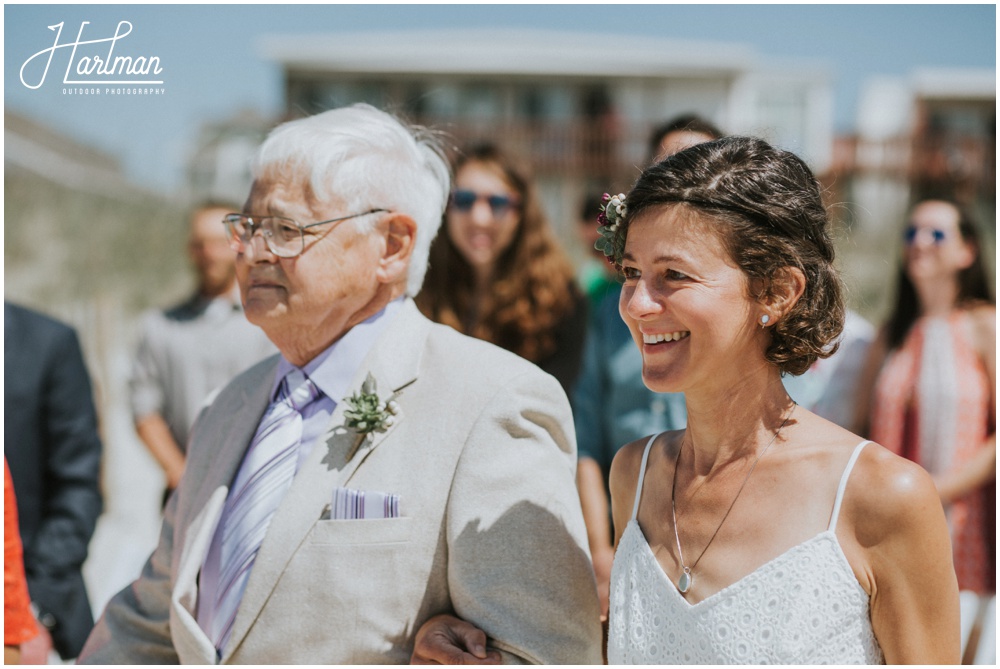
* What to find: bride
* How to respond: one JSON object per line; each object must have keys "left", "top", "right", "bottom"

{"left": 411, "top": 136, "right": 959, "bottom": 664}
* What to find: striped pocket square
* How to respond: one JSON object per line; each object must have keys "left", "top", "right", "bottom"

{"left": 331, "top": 486, "right": 401, "bottom": 520}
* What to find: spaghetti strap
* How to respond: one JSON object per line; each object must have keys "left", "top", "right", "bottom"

{"left": 630, "top": 433, "right": 661, "bottom": 521}
{"left": 827, "top": 440, "right": 871, "bottom": 532}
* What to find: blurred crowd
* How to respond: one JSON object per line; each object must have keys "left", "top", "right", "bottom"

{"left": 4, "top": 113, "right": 995, "bottom": 664}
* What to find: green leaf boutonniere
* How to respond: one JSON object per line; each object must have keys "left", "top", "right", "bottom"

{"left": 342, "top": 373, "right": 409, "bottom": 461}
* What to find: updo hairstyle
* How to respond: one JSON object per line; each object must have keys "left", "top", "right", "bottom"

{"left": 618, "top": 135, "right": 845, "bottom": 375}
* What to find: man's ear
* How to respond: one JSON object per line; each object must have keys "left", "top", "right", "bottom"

{"left": 760, "top": 266, "right": 806, "bottom": 323}
{"left": 376, "top": 213, "right": 417, "bottom": 285}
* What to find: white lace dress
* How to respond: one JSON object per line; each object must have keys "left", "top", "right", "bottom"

{"left": 608, "top": 438, "right": 885, "bottom": 664}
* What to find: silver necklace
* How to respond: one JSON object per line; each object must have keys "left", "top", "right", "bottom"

{"left": 670, "top": 403, "right": 796, "bottom": 595}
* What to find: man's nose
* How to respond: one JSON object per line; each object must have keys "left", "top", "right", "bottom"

{"left": 240, "top": 230, "right": 277, "bottom": 263}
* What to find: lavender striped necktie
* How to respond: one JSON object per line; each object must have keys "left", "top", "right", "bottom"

{"left": 199, "top": 368, "right": 321, "bottom": 656}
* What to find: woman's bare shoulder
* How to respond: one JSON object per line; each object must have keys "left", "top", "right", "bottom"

{"left": 842, "top": 441, "right": 942, "bottom": 542}
{"left": 610, "top": 432, "right": 681, "bottom": 499}
{"left": 965, "top": 303, "right": 996, "bottom": 348}
{"left": 610, "top": 435, "right": 656, "bottom": 490}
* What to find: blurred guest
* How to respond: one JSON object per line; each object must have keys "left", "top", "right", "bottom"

{"left": 572, "top": 114, "right": 721, "bottom": 617}
{"left": 129, "top": 203, "right": 275, "bottom": 502}
{"left": 4, "top": 302, "right": 103, "bottom": 661}
{"left": 857, "top": 199, "right": 995, "bottom": 596}
{"left": 576, "top": 189, "right": 618, "bottom": 307}
{"left": 648, "top": 113, "right": 725, "bottom": 164}
{"left": 5, "top": 459, "right": 39, "bottom": 664}
{"left": 417, "top": 143, "right": 587, "bottom": 394}
{"left": 783, "top": 309, "right": 875, "bottom": 428}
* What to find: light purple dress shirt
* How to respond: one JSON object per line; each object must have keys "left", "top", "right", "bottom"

{"left": 270, "top": 298, "right": 403, "bottom": 469}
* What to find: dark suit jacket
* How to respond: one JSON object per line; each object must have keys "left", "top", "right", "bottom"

{"left": 4, "top": 302, "right": 103, "bottom": 658}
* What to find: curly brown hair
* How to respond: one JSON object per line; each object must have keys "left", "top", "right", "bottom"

{"left": 416, "top": 144, "right": 578, "bottom": 364}
{"left": 618, "top": 135, "right": 845, "bottom": 375}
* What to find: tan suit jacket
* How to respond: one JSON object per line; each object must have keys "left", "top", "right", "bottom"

{"left": 79, "top": 299, "right": 602, "bottom": 664}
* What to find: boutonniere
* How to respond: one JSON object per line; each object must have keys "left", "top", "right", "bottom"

{"left": 342, "top": 373, "right": 411, "bottom": 461}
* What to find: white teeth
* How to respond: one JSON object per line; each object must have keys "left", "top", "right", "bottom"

{"left": 642, "top": 331, "right": 690, "bottom": 344}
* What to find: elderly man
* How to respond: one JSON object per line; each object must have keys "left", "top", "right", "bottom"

{"left": 78, "top": 104, "right": 601, "bottom": 665}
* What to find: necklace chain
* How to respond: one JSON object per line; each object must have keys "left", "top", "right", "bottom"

{"left": 670, "top": 403, "right": 797, "bottom": 594}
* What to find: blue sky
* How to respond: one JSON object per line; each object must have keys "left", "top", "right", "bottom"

{"left": 5, "top": 4, "right": 995, "bottom": 193}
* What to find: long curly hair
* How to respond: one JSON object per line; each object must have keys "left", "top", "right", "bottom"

{"left": 416, "top": 144, "right": 578, "bottom": 363}
{"left": 618, "top": 135, "right": 844, "bottom": 376}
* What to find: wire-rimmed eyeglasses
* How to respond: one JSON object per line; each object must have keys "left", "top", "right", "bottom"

{"left": 222, "top": 209, "right": 387, "bottom": 258}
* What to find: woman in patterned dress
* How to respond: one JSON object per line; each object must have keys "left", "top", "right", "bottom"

{"left": 856, "top": 199, "right": 995, "bottom": 626}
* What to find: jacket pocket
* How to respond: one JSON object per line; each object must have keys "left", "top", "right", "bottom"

{"left": 308, "top": 516, "right": 413, "bottom": 545}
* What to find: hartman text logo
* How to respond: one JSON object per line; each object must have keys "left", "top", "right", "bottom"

{"left": 20, "top": 21, "right": 166, "bottom": 94}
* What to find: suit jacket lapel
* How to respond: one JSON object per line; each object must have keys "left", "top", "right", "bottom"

{"left": 222, "top": 299, "right": 430, "bottom": 661}
{"left": 171, "top": 358, "right": 276, "bottom": 663}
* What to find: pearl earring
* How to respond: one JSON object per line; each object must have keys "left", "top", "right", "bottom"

{"left": 760, "top": 314, "right": 770, "bottom": 326}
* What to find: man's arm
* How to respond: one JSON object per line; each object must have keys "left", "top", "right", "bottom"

{"left": 129, "top": 313, "right": 187, "bottom": 487}
{"left": 23, "top": 324, "right": 102, "bottom": 659}
{"left": 445, "top": 369, "right": 602, "bottom": 664}
{"left": 77, "top": 491, "right": 180, "bottom": 663}
{"left": 135, "top": 413, "right": 186, "bottom": 490}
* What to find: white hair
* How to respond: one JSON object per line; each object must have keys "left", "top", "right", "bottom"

{"left": 250, "top": 104, "right": 451, "bottom": 296}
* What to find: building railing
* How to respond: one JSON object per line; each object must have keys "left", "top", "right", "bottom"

{"left": 416, "top": 117, "right": 648, "bottom": 185}
{"left": 426, "top": 118, "right": 996, "bottom": 199}
{"left": 831, "top": 133, "right": 995, "bottom": 198}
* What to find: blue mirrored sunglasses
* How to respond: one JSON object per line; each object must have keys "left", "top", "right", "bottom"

{"left": 450, "top": 189, "right": 519, "bottom": 216}
{"left": 904, "top": 225, "right": 946, "bottom": 245}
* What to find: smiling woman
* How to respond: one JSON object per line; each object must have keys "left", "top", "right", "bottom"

{"left": 416, "top": 143, "right": 587, "bottom": 394}
{"left": 410, "top": 135, "right": 963, "bottom": 665}
{"left": 601, "top": 136, "right": 959, "bottom": 664}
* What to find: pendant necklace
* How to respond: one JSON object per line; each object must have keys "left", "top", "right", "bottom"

{"left": 670, "top": 403, "right": 796, "bottom": 595}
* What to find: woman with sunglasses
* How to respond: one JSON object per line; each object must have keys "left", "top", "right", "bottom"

{"left": 855, "top": 199, "right": 995, "bottom": 628}
{"left": 417, "top": 144, "right": 586, "bottom": 394}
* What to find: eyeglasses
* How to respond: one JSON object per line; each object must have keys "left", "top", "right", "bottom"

{"left": 449, "top": 190, "right": 520, "bottom": 217}
{"left": 903, "top": 225, "right": 947, "bottom": 246}
{"left": 222, "top": 209, "right": 387, "bottom": 258}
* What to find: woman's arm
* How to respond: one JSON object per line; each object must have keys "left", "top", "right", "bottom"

{"left": 849, "top": 446, "right": 960, "bottom": 663}
{"left": 577, "top": 457, "right": 614, "bottom": 619}
{"left": 608, "top": 439, "right": 647, "bottom": 549}
{"left": 934, "top": 305, "right": 997, "bottom": 503}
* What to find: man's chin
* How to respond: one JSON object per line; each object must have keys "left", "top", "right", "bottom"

{"left": 243, "top": 298, "right": 287, "bottom": 326}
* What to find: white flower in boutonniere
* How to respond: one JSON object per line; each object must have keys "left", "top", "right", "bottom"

{"left": 595, "top": 192, "right": 628, "bottom": 264}
{"left": 342, "top": 373, "right": 406, "bottom": 461}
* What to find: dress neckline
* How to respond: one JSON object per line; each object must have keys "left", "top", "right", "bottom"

{"left": 622, "top": 519, "right": 870, "bottom": 609}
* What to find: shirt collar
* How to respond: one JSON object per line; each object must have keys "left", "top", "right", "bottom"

{"left": 272, "top": 297, "right": 404, "bottom": 403}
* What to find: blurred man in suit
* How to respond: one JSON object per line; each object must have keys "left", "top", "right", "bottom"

{"left": 4, "top": 302, "right": 103, "bottom": 661}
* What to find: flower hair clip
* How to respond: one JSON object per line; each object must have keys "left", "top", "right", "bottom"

{"left": 595, "top": 192, "right": 627, "bottom": 263}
